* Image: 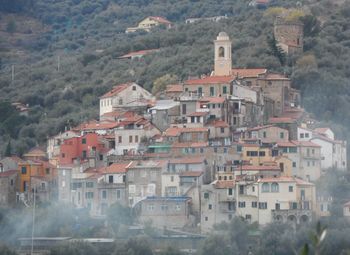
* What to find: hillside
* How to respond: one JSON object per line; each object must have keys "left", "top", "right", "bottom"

{"left": 1, "top": 0, "right": 350, "bottom": 155}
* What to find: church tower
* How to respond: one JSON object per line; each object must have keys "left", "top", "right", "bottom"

{"left": 214, "top": 32, "right": 232, "bottom": 76}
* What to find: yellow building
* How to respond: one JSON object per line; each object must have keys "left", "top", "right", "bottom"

{"left": 125, "top": 16, "right": 172, "bottom": 33}
{"left": 241, "top": 144, "right": 272, "bottom": 166}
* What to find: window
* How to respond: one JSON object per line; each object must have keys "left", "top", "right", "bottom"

{"left": 86, "top": 182, "right": 94, "bottom": 188}
{"left": 271, "top": 183, "right": 279, "bottom": 192}
{"left": 204, "top": 192, "right": 209, "bottom": 199}
{"left": 61, "top": 153, "right": 65, "bottom": 158}
{"left": 292, "top": 162, "right": 297, "bottom": 167}
{"left": 210, "top": 87, "right": 215, "bottom": 96}
{"left": 129, "top": 136, "right": 133, "bottom": 143}
{"left": 82, "top": 150, "right": 87, "bottom": 159}
{"left": 305, "top": 133, "right": 309, "bottom": 138}
{"left": 238, "top": 201, "right": 246, "bottom": 208}
{"left": 208, "top": 204, "right": 212, "bottom": 210}
{"left": 198, "top": 87, "right": 203, "bottom": 95}
{"left": 205, "top": 216, "right": 208, "bottom": 221}
{"left": 132, "top": 86, "right": 136, "bottom": 91}
{"left": 21, "top": 167, "right": 27, "bottom": 175}
{"left": 109, "top": 175, "right": 114, "bottom": 183}
{"left": 161, "top": 205, "right": 168, "bottom": 211}
{"left": 170, "top": 176, "right": 174, "bottom": 182}
{"left": 289, "top": 186, "right": 294, "bottom": 192}
{"left": 259, "top": 202, "right": 267, "bottom": 209}
{"left": 300, "top": 133, "right": 304, "bottom": 139}
{"left": 212, "top": 104, "right": 216, "bottom": 109}
{"left": 289, "top": 147, "right": 297, "bottom": 153}
{"left": 221, "top": 127, "right": 225, "bottom": 133}
{"left": 135, "top": 136, "right": 139, "bottom": 143}
{"left": 252, "top": 202, "right": 257, "bottom": 208}
{"left": 228, "top": 188, "right": 233, "bottom": 196}
{"left": 175, "top": 204, "right": 181, "bottom": 211}
{"left": 275, "top": 203, "right": 280, "bottom": 210}
{"left": 10, "top": 179, "right": 14, "bottom": 186}
{"left": 259, "top": 151, "right": 266, "bottom": 157}
{"left": 182, "top": 104, "right": 187, "bottom": 115}
{"left": 280, "top": 132, "right": 284, "bottom": 139}
{"left": 247, "top": 151, "right": 258, "bottom": 157}
{"left": 263, "top": 131, "right": 266, "bottom": 138}
{"left": 239, "top": 185, "right": 244, "bottom": 195}
{"left": 224, "top": 148, "right": 228, "bottom": 154}
{"left": 85, "top": 192, "right": 94, "bottom": 199}
{"left": 191, "top": 148, "right": 196, "bottom": 154}
{"left": 99, "top": 154, "right": 103, "bottom": 161}
{"left": 102, "top": 190, "right": 107, "bottom": 199}
{"left": 82, "top": 138, "right": 86, "bottom": 144}
{"left": 214, "top": 147, "right": 218, "bottom": 153}
{"left": 262, "top": 183, "right": 270, "bottom": 192}
{"left": 312, "top": 149, "right": 315, "bottom": 154}
{"left": 118, "top": 136, "right": 122, "bottom": 143}
{"left": 148, "top": 204, "right": 154, "bottom": 211}
{"left": 237, "top": 145, "right": 242, "bottom": 152}
{"left": 307, "top": 148, "right": 310, "bottom": 156}
{"left": 116, "top": 190, "right": 121, "bottom": 199}
{"left": 218, "top": 46, "right": 225, "bottom": 57}
{"left": 291, "top": 202, "right": 298, "bottom": 210}
{"left": 307, "top": 161, "right": 310, "bottom": 167}
{"left": 279, "top": 163, "right": 284, "bottom": 172}
{"left": 223, "top": 86, "right": 227, "bottom": 94}
{"left": 200, "top": 148, "right": 204, "bottom": 153}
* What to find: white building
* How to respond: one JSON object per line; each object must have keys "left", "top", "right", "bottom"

{"left": 99, "top": 83, "right": 154, "bottom": 117}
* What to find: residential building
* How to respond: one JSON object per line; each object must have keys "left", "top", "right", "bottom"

{"left": 0, "top": 170, "right": 18, "bottom": 207}
{"left": 125, "top": 16, "right": 172, "bottom": 33}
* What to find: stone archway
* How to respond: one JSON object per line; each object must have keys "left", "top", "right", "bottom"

{"left": 287, "top": 215, "right": 297, "bottom": 224}
{"left": 300, "top": 215, "right": 309, "bottom": 223}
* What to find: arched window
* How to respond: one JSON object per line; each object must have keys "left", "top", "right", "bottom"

{"left": 262, "top": 183, "right": 270, "bottom": 192}
{"left": 218, "top": 46, "right": 225, "bottom": 57}
{"left": 271, "top": 183, "right": 279, "bottom": 192}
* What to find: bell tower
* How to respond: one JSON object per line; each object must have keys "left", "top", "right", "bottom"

{"left": 214, "top": 32, "right": 232, "bottom": 76}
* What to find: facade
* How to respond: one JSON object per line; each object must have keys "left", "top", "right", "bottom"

{"left": 0, "top": 170, "right": 18, "bottom": 207}
{"left": 125, "top": 16, "right": 172, "bottom": 33}
{"left": 99, "top": 83, "right": 154, "bottom": 116}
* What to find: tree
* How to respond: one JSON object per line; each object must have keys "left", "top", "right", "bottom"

{"left": 267, "top": 34, "right": 286, "bottom": 66}
{"left": 113, "top": 237, "right": 153, "bottom": 255}
{"left": 151, "top": 74, "right": 179, "bottom": 95}
{"left": 107, "top": 203, "right": 133, "bottom": 236}
{"left": 0, "top": 245, "right": 18, "bottom": 255}
{"left": 5, "top": 140, "right": 12, "bottom": 157}
{"left": 300, "top": 15, "right": 321, "bottom": 37}
{"left": 200, "top": 235, "right": 233, "bottom": 255}
{"left": 6, "top": 20, "right": 16, "bottom": 34}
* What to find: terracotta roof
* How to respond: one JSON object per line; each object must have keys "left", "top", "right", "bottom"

{"left": 214, "top": 180, "right": 235, "bottom": 189}
{"left": 0, "top": 170, "right": 18, "bottom": 177}
{"left": 258, "top": 176, "right": 313, "bottom": 186}
{"left": 166, "top": 84, "right": 183, "bottom": 93}
{"left": 164, "top": 127, "right": 208, "bottom": 136}
{"left": 240, "top": 165, "right": 280, "bottom": 171}
{"left": 232, "top": 68, "right": 267, "bottom": 78}
{"left": 276, "top": 141, "right": 297, "bottom": 147}
{"left": 185, "top": 76, "right": 234, "bottom": 85}
{"left": 169, "top": 157, "right": 205, "bottom": 164}
{"left": 100, "top": 83, "right": 130, "bottom": 99}
{"left": 24, "top": 147, "right": 46, "bottom": 156}
{"left": 118, "top": 49, "right": 159, "bottom": 59}
{"left": 82, "top": 121, "right": 119, "bottom": 130}
{"left": 149, "top": 16, "right": 172, "bottom": 25}
{"left": 291, "top": 140, "right": 321, "bottom": 148}
{"left": 187, "top": 111, "right": 208, "bottom": 117}
{"left": 206, "top": 119, "right": 229, "bottom": 128}
{"left": 200, "top": 97, "right": 226, "bottom": 104}
{"left": 102, "top": 163, "right": 130, "bottom": 174}
{"left": 344, "top": 201, "right": 350, "bottom": 207}
{"left": 260, "top": 73, "right": 290, "bottom": 80}
{"left": 179, "top": 171, "right": 203, "bottom": 177}
{"left": 172, "top": 142, "right": 208, "bottom": 148}
{"left": 248, "top": 125, "right": 275, "bottom": 131}
{"left": 314, "top": 128, "right": 331, "bottom": 135}
{"left": 269, "top": 117, "right": 296, "bottom": 124}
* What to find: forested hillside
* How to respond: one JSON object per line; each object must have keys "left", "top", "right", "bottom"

{"left": 1, "top": 0, "right": 350, "bottom": 155}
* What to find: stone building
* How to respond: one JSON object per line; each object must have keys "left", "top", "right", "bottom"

{"left": 0, "top": 170, "right": 18, "bottom": 207}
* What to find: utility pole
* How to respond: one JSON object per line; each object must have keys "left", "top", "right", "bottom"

{"left": 11, "top": 65, "right": 15, "bottom": 82}
{"left": 31, "top": 185, "right": 36, "bottom": 255}
{"left": 57, "top": 56, "right": 60, "bottom": 72}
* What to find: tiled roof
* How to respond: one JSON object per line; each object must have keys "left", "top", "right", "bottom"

{"left": 260, "top": 73, "right": 290, "bottom": 80}
{"left": 268, "top": 117, "right": 296, "bottom": 124}
{"left": 258, "top": 176, "right": 313, "bottom": 186}
{"left": 164, "top": 127, "right": 208, "bottom": 136}
{"left": 206, "top": 119, "right": 229, "bottom": 128}
{"left": 185, "top": 76, "right": 234, "bottom": 85}
{"left": 240, "top": 165, "right": 280, "bottom": 171}
{"left": 179, "top": 171, "right": 203, "bottom": 177}
{"left": 102, "top": 163, "right": 131, "bottom": 174}
{"left": 169, "top": 157, "right": 205, "bottom": 164}
{"left": 248, "top": 125, "right": 275, "bottom": 131}
{"left": 127, "top": 160, "right": 167, "bottom": 169}
{"left": 118, "top": 49, "right": 159, "bottom": 59}
{"left": 276, "top": 141, "right": 297, "bottom": 147}
{"left": 291, "top": 140, "right": 321, "bottom": 148}
{"left": 0, "top": 170, "right": 18, "bottom": 177}
{"left": 149, "top": 16, "right": 172, "bottom": 25}
{"left": 314, "top": 128, "right": 331, "bottom": 135}
{"left": 200, "top": 97, "right": 226, "bottom": 104}
{"left": 82, "top": 121, "right": 119, "bottom": 130}
{"left": 24, "top": 147, "right": 46, "bottom": 156}
{"left": 166, "top": 84, "right": 183, "bottom": 93}
{"left": 172, "top": 142, "right": 208, "bottom": 148}
{"left": 231, "top": 68, "right": 267, "bottom": 78}
{"left": 214, "top": 180, "right": 235, "bottom": 189}
{"left": 187, "top": 111, "right": 208, "bottom": 117}
{"left": 100, "top": 83, "right": 131, "bottom": 99}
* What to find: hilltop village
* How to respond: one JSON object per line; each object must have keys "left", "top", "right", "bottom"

{"left": 0, "top": 31, "right": 348, "bottom": 234}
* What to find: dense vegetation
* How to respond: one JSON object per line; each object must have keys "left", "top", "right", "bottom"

{"left": 0, "top": 1, "right": 350, "bottom": 157}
